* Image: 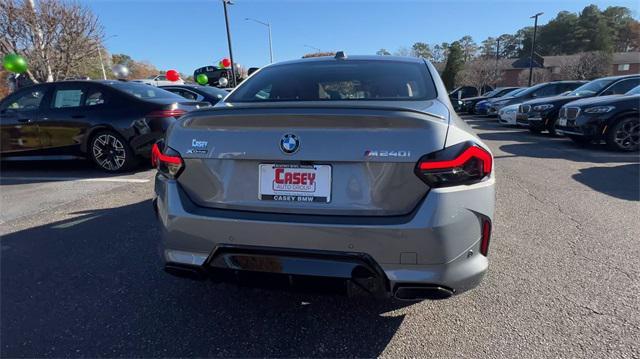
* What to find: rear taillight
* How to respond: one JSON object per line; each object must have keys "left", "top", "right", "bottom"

{"left": 480, "top": 218, "right": 492, "bottom": 256}
{"left": 416, "top": 142, "right": 492, "bottom": 188}
{"left": 147, "top": 109, "right": 186, "bottom": 119}
{"left": 151, "top": 142, "right": 183, "bottom": 178}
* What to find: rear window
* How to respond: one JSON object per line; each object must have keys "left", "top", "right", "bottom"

{"left": 110, "top": 82, "right": 182, "bottom": 99}
{"left": 227, "top": 60, "right": 437, "bottom": 102}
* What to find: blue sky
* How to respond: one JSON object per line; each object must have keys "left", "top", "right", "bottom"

{"left": 87, "top": 0, "right": 639, "bottom": 75}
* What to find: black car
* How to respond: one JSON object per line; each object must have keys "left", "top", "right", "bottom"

{"left": 487, "top": 81, "right": 586, "bottom": 117}
{"left": 517, "top": 75, "right": 640, "bottom": 135}
{"left": 462, "top": 87, "right": 521, "bottom": 114}
{"left": 556, "top": 86, "right": 640, "bottom": 151}
{"left": 449, "top": 85, "right": 493, "bottom": 112}
{"left": 0, "top": 81, "right": 208, "bottom": 171}
{"left": 159, "top": 84, "right": 228, "bottom": 105}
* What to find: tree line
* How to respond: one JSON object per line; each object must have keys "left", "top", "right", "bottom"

{"left": 377, "top": 4, "right": 640, "bottom": 90}
{"left": 379, "top": 4, "right": 638, "bottom": 64}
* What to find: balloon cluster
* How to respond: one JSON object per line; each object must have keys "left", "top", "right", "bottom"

{"left": 166, "top": 69, "right": 180, "bottom": 82}
{"left": 196, "top": 73, "right": 209, "bottom": 85}
{"left": 112, "top": 64, "right": 129, "bottom": 79}
{"left": 218, "top": 58, "right": 231, "bottom": 69}
{"left": 3, "top": 53, "right": 28, "bottom": 74}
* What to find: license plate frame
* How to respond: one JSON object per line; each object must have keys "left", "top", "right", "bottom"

{"left": 258, "top": 164, "right": 332, "bottom": 203}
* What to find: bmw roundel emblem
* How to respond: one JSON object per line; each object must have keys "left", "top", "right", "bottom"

{"left": 280, "top": 134, "right": 300, "bottom": 154}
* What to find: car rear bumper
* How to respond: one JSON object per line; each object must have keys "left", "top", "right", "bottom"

{"left": 154, "top": 174, "right": 495, "bottom": 297}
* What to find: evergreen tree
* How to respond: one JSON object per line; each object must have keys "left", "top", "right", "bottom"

{"left": 441, "top": 42, "right": 464, "bottom": 90}
{"left": 411, "top": 42, "right": 432, "bottom": 60}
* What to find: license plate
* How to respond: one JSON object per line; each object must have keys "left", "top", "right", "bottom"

{"left": 559, "top": 118, "right": 567, "bottom": 126}
{"left": 259, "top": 164, "right": 331, "bottom": 203}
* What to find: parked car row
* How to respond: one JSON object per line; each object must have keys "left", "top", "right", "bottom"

{"left": 456, "top": 74, "right": 640, "bottom": 151}
{"left": 0, "top": 81, "right": 228, "bottom": 171}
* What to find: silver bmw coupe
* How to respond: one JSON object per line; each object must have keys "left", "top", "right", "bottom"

{"left": 153, "top": 53, "right": 495, "bottom": 300}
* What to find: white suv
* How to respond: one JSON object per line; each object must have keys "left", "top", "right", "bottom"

{"left": 133, "top": 75, "right": 184, "bottom": 86}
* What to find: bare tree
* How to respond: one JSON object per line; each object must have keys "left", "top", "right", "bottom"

{"left": 393, "top": 46, "right": 411, "bottom": 57}
{"left": 457, "top": 58, "right": 503, "bottom": 92}
{"left": 0, "top": 0, "right": 105, "bottom": 83}
{"left": 518, "top": 68, "right": 550, "bottom": 86}
{"left": 558, "top": 51, "right": 612, "bottom": 80}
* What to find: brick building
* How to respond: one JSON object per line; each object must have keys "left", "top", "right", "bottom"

{"left": 497, "top": 52, "right": 640, "bottom": 86}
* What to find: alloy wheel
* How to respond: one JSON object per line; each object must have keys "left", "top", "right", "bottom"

{"left": 613, "top": 119, "right": 639, "bottom": 150}
{"left": 92, "top": 134, "right": 126, "bottom": 171}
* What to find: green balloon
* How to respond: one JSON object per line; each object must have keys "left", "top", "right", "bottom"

{"left": 3, "top": 53, "right": 28, "bottom": 73}
{"left": 196, "top": 73, "right": 209, "bottom": 85}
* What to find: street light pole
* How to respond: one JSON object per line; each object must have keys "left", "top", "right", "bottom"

{"left": 528, "top": 12, "right": 543, "bottom": 87}
{"left": 245, "top": 18, "right": 273, "bottom": 63}
{"left": 97, "top": 35, "right": 117, "bottom": 80}
{"left": 97, "top": 49, "right": 107, "bottom": 80}
{"left": 495, "top": 38, "right": 500, "bottom": 88}
{"left": 222, "top": 0, "right": 236, "bottom": 87}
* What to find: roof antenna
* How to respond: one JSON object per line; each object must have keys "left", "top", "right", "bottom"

{"left": 335, "top": 51, "right": 347, "bottom": 59}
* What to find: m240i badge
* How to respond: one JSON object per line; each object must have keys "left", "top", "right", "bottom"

{"left": 364, "top": 150, "right": 411, "bottom": 157}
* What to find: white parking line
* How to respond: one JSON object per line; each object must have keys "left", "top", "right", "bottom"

{"left": 0, "top": 177, "right": 150, "bottom": 183}
{"left": 51, "top": 215, "right": 102, "bottom": 229}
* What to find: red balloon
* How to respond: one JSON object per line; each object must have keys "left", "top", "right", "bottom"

{"left": 166, "top": 69, "right": 180, "bottom": 82}
{"left": 221, "top": 58, "right": 231, "bottom": 68}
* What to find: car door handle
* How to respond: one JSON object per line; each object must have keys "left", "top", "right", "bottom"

{"left": 17, "top": 118, "right": 31, "bottom": 123}
{"left": 71, "top": 114, "right": 86, "bottom": 119}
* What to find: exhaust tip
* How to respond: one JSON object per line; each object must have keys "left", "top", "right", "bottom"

{"left": 393, "top": 285, "right": 454, "bottom": 301}
{"left": 164, "top": 265, "right": 206, "bottom": 281}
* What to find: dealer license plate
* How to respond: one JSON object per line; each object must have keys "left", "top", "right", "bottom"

{"left": 259, "top": 164, "right": 332, "bottom": 203}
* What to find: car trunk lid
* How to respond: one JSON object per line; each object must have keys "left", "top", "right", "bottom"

{"left": 167, "top": 104, "right": 449, "bottom": 216}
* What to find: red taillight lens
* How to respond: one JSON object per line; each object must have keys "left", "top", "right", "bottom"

{"left": 147, "top": 109, "right": 186, "bottom": 119}
{"left": 151, "top": 142, "right": 183, "bottom": 178}
{"left": 480, "top": 218, "right": 492, "bottom": 256}
{"left": 416, "top": 143, "right": 492, "bottom": 187}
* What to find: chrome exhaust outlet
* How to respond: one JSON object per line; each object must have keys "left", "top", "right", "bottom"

{"left": 393, "top": 285, "right": 454, "bottom": 301}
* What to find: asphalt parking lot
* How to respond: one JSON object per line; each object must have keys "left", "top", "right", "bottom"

{"left": 1, "top": 116, "right": 638, "bottom": 358}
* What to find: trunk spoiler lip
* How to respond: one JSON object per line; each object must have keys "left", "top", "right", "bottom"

{"left": 182, "top": 101, "right": 448, "bottom": 123}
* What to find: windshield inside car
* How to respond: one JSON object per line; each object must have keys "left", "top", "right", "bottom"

{"left": 514, "top": 83, "right": 549, "bottom": 97}
{"left": 500, "top": 88, "right": 526, "bottom": 97}
{"left": 568, "top": 78, "right": 612, "bottom": 96}
{"left": 110, "top": 82, "right": 182, "bottom": 99}
{"left": 482, "top": 89, "right": 501, "bottom": 97}
{"left": 625, "top": 85, "right": 640, "bottom": 95}
{"left": 227, "top": 60, "right": 437, "bottom": 102}
{"left": 197, "top": 86, "right": 228, "bottom": 99}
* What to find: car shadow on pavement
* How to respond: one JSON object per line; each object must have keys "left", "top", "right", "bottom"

{"left": 0, "top": 160, "right": 152, "bottom": 185}
{"left": 463, "top": 117, "right": 508, "bottom": 131}
{"left": 572, "top": 164, "right": 640, "bottom": 201}
{"left": 497, "top": 138, "right": 640, "bottom": 164}
{"left": 1, "top": 200, "right": 409, "bottom": 358}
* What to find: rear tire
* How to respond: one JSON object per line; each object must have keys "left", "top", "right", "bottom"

{"left": 546, "top": 118, "right": 559, "bottom": 136}
{"left": 606, "top": 117, "right": 640, "bottom": 152}
{"left": 88, "top": 130, "right": 138, "bottom": 172}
